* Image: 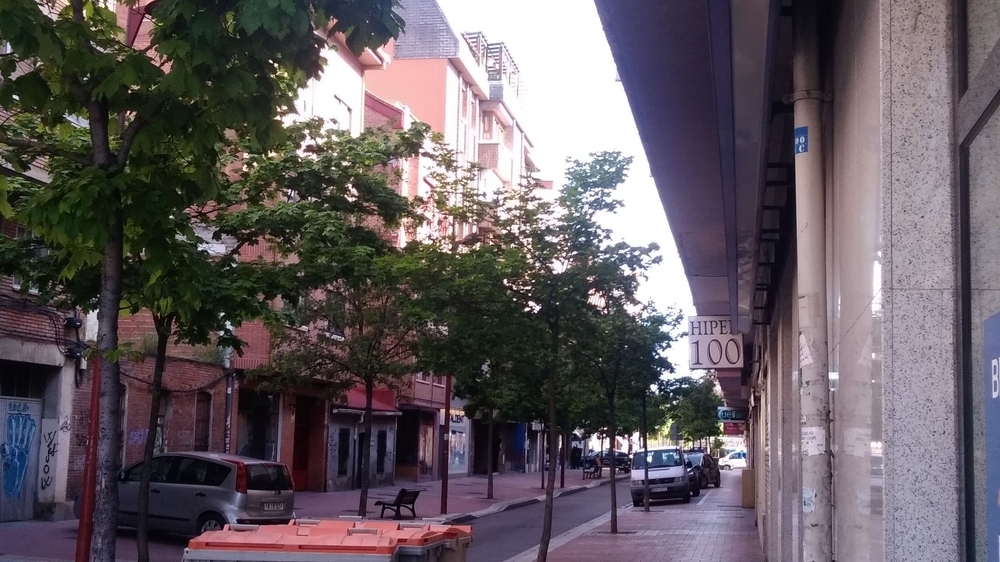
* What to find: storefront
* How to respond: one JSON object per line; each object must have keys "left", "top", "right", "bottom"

{"left": 446, "top": 408, "right": 470, "bottom": 476}
{"left": 961, "top": 3, "right": 1000, "bottom": 558}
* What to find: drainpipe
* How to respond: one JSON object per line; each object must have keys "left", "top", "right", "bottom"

{"left": 789, "top": 1, "right": 832, "bottom": 560}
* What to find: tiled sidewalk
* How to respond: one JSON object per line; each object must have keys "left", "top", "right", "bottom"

{"left": 509, "top": 471, "right": 764, "bottom": 562}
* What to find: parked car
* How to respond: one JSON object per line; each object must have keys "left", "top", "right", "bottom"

{"left": 75, "top": 452, "right": 295, "bottom": 536}
{"left": 718, "top": 450, "right": 748, "bottom": 470}
{"left": 583, "top": 449, "right": 630, "bottom": 473}
{"left": 686, "top": 452, "right": 721, "bottom": 489}
{"left": 629, "top": 447, "right": 696, "bottom": 506}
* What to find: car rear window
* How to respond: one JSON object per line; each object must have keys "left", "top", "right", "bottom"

{"left": 246, "top": 464, "right": 292, "bottom": 491}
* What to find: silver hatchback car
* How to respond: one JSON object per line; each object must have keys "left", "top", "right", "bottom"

{"left": 77, "top": 452, "right": 296, "bottom": 535}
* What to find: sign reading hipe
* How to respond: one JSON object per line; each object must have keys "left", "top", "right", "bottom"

{"left": 689, "top": 316, "right": 743, "bottom": 369}
{"left": 984, "top": 311, "right": 1000, "bottom": 562}
{"left": 718, "top": 407, "right": 747, "bottom": 423}
{"left": 794, "top": 126, "right": 809, "bottom": 154}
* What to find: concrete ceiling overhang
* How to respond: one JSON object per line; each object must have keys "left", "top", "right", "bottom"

{"left": 594, "top": 0, "right": 781, "bottom": 337}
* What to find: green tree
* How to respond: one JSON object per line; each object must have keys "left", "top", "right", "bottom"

{"left": 492, "top": 153, "right": 657, "bottom": 561}
{"left": 0, "top": 1, "right": 404, "bottom": 558}
{"left": 215, "top": 120, "right": 430, "bottom": 517}
{"left": 672, "top": 375, "right": 724, "bottom": 442}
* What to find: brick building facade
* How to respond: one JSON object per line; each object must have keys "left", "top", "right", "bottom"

{"left": 65, "top": 356, "right": 232, "bottom": 500}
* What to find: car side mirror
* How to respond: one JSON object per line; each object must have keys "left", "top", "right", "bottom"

{"left": 685, "top": 461, "right": 693, "bottom": 469}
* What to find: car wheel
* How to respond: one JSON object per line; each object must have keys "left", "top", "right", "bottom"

{"left": 196, "top": 513, "right": 227, "bottom": 535}
{"left": 721, "top": 464, "right": 730, "bottom": 470}
{"left": 633, "top": 497, "right": 642, "bottom": 508}
{"left": 682, "top": 488, "right": 692, "bottom": 503}
{"left": 714, "top": 476, "right": 721, "bottom": 488}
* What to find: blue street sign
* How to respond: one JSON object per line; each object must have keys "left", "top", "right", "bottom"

{"left": 794, "top": 126, "right": 809, "bottom": 154}
{"left": 983, "top": 311, "right": 1000, "bottom": 562}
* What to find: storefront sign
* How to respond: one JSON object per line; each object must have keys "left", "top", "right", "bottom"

{"left": 718, "top": 407, "right": 747, "bottom": 423}
{"left": 983, "top": 311, "right": 1000, "bottom": 561}
{"left": 688, "top": 316, "right": 743, "bottom": 369}
{"left": 722, "top": 423, "right": 742, "bottom": 436}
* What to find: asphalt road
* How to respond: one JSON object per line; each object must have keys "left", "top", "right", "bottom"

{"left": 467, "top": 479, "right": 633, "bottom": 562}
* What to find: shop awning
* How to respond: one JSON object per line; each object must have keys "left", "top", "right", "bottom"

{"left": 593, "top": 0, "right": 784, "bottom": 335}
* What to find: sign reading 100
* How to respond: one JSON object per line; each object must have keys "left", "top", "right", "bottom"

{"left": 688, "top": 315, "right": 744, "bottom": 370}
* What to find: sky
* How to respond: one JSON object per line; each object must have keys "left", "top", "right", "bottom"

{"left": 435, "top": 0, "right": 696, "bottom": 376}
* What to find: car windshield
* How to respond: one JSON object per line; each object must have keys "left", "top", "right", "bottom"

{"left": 687, "top": 453, "right": 703, "bottom": 465}
{"left": 632, "top": 450, "right": 684, "bottom": 469}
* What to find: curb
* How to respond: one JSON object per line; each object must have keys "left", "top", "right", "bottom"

{"left": 442, "top": 477, "right": 614, "bottom": 524}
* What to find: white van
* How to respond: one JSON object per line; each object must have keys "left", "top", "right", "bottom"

{"left": 629, "top": 447, "right": 696, "bottom": 506}
{"left": 719, "top": 450, "right": 748, "bottom": 470}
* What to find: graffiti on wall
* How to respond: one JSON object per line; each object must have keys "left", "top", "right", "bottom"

{"left": 39, "top": 420, "right": 59, "bottom": 493}
{"left": 0, "top": 403, "right": 37, "bottom": 498}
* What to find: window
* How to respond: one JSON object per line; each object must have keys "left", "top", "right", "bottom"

{"left": 127, "top": 456, "right": 175, "bottom": 483}
{"left": 0, "top": 366, "right": 45, "bottom": 399}
{"left": 9, "top": 222, "right": 48, "bottom": 294}
{"left": 194, "top": 392, "right": 212, "bottom": 451}
{"left": 432, "top": 374, "right": 444, "bottom": 386}
{"left": 245, "top": 463, "right": 292, "bottom": 491}
{"left": 376, "top": 430, "right": 387, "bottom": 474}
{"left": 332, "top": 96, "right": 352, "bottom": 132}
{"left": 175, "top": 458, "right": 230, "bottom": 486}
{"left": 415, "top": 372, "right": 429, "bottom": 383}
{"left": 337, "top": 428, "right": 351, "bottom": 476}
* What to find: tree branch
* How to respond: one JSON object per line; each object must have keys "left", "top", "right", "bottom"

{"left": 0, "top": 133, "right": 92, "bottom": 166}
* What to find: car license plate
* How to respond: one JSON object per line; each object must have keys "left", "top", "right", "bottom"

{"left": 262, "top": 503, "right": 284, "bottom": 512}
{"left": 651, "top": 486, "right": 669, "bottom": 492}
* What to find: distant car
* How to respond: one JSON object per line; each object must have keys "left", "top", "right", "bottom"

{"left": 718, "top": 450, "right": 748, "bottom": 470}
{"left": 686, "top": 452, "right": 721, "bottom": 489}
{"left": 584, "top": 450, "right": 630, "bottom": 473}
{"left": 629, "top": 447, "right": 696, "bottom": 506}
{"left": 75, "top": 452, "right": 294, "bottom": 536}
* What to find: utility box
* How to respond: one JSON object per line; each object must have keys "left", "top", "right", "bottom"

{"left": 741, "top": 468, "right": 755, "bottom": 508}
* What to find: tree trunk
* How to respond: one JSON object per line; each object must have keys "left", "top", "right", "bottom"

{"left": 642, "top": 390, "right": 650, "bottom": 512}
{"left": 137, "top": 318, "right": 172, "bottom": 562}
{"left": 607, "top": 397, "right": 618, "bottom": 533}
{"left": 535, "top": 318, "right": 559, "bottom": 562}
{"left": 599, "top": 434, "right": 605, "bottom": 478}
{"left": 92, "top": 214, "right": 124, "bottom": 562}
{"left": 486, "top": 411, "right": 495, "bottom": 500}
{"left": 358, "top": 381, "right": 374, "bottom": 517}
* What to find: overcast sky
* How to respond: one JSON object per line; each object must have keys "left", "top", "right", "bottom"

{"left": 434, "top": 0, "right": 696, "bottom": 376}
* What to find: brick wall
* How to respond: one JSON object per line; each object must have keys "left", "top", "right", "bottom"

{"left": 67, "top": 356, "right": 235, "bottom": 498}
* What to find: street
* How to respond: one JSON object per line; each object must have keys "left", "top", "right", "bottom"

{"left": 469, "top": 479, "right": 632, "bottom": 562}
{"left": 0, "top": 478, "right": 632, "bottom": 562}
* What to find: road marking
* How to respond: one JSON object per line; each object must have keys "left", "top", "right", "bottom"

{"left": 697, "top": 489, "right": 711, "bottom": 506}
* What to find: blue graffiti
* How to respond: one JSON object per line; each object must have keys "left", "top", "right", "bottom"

{"left": 0, "top": 412, "right": 36, "bottom": 497}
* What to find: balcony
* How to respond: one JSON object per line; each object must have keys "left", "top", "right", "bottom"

{"left": 478, "top": 141, "right": 513, "bottom": 183}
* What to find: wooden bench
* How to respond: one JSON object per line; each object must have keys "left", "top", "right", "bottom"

{"left": 375, "top": 488, "right": 421, "bottom": 519}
